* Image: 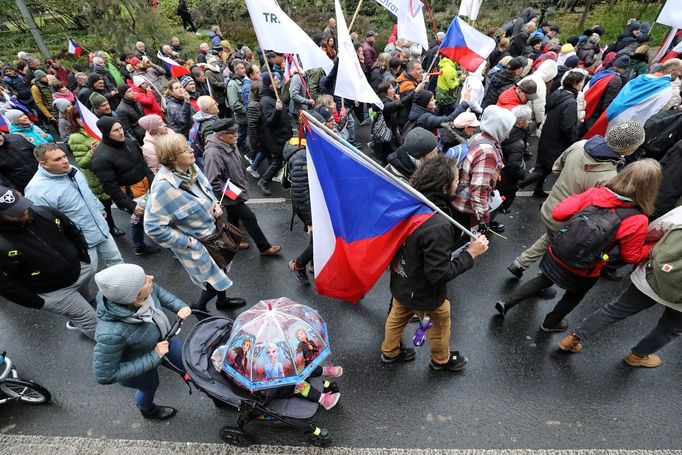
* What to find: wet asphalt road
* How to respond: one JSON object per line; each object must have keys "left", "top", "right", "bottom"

{"left": 1, "top": 127, "right": 681, "bottom": 450}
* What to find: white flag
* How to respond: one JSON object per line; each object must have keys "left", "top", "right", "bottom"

{"left": 657, "top": 0, "right": 682, "bottom": 29}
{"left": 458, "top": 0, "right": 483, "bottom": 21}
{"left": 375, "top": 0, "right": 429, "bottom": 51}
{"left": 245, "top": 0, "right": 333, "bottom": 72}
{"left": 334, "top": 0, "right": 383, "bottom": 109}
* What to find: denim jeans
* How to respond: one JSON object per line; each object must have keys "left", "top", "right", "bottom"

{"left": 237, "top": 123, "right": 249, "bottom": 152}
{"left": 121, "top": 337, "right": 184, "bottom": 411}
{"left": 346, "top": 112, "right": 356, "bottom": 144}
{"left": 131, "top": 215, "right": 146, "bottom": 251}
{"left": 88, "top": 236, "right": 124, "bottom": 269}
{"left": 576, "top": 284, "right": 682, "bottom": 356}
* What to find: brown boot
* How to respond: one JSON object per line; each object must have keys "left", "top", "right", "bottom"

{"left": 558, "top": 332, "right": 583, "bottom": 353}
{"left": 624, "top": 352, "right": 661, "bottom": 368}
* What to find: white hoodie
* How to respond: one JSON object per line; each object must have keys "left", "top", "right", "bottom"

{"left": 519, "top": 60, "right": 558, "bottom": 125}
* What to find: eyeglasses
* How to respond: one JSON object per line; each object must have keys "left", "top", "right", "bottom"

{"left": 178, "top": 147, "right": 194, "bottom": 155}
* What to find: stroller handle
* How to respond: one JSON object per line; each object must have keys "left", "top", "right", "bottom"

{"left": 164, "top": 318, "right": 184, "bottom": 342}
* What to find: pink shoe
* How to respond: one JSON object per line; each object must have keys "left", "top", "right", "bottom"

{"left": 322, "top": 365, "right": 343, "bottom": 378}
{"left": 318, "top": 392, "right": 340, "bottom": 410}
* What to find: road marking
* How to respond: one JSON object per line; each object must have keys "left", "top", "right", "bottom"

{"left": 1, "top": 435, "right": 681, "bottom": 455}
{"left": 246, "top": 198, "right": 287, "bottom": 205}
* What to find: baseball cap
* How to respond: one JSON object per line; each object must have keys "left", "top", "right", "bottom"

{"left": 0, "top": 186, "right": 32, "bottom": 217}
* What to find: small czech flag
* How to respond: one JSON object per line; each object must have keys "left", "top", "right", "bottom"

{"left": 156, "top": 51, "right": 191, "bottom": 79}
{"left": 222, "top": 180, "right": 243, "bottom": 201}
{"left": 76, "top": 99, "right": 102, "bottom": 141}
{"left": 68, "top": 38, "right": 82, "bottom": 57}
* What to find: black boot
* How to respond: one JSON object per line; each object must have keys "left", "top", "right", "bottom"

{"left": 140, "top": 404, "right": 177, "bottom": 420}
{"left": 216, "top": 297, "right": 247, "bottom": 310}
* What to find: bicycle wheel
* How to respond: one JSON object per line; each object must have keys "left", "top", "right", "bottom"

{"left": 0, "top": 378, "right": 52, "bottom": 404}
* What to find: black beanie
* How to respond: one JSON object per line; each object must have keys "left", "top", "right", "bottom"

{"left": 117, "top": 84, "right": 131, "bottom": 97}
{"left": 414, "top": 90, "right": 433, "bottom": 108}
{"left": 97, "top": 116, "right": 119, "bottom": 139}
{"left": 87, "top": 73, "right": 103, "bottom": 86}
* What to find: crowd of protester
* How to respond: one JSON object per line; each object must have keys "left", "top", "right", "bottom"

{"left": 1, "top": 8, "right": 682, "bottom": 420}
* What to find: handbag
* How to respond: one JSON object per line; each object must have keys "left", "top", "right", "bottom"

{"left": 199, "top": 217, "right": 243, "bottom": 269}
{"left": 371, "top": 112, "right": 392, "bottom": 143}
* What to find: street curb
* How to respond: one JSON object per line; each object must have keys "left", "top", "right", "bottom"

{"left": 1, "top": 435, "right": 681, "bottom": 455}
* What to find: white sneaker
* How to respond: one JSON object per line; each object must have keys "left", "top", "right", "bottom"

{"left": 246, "top": 166, "right": 260, "bottom": 179}
{"left": 273, "top": 169, "right": 283, "bottom": 183}
{"left": 243, "top": 154, "right": 253, "bottom": 165}
{"left": 65, "top": 321, "right": 78, "bottom": 330}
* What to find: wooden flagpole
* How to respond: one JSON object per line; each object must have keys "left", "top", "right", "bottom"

{"left": 259, "top": 47, "right": 281, "bottom": 102}
{"left": 348, "top": 0, "right": 364, "bottom": 33}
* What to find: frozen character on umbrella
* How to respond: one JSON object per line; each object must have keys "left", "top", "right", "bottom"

{"left": 231, "top": 337, "right": 252, "bottom": 376}
{"left": 296, "top": 329, "right": 320, "bottom": 366}
{"left": 264, "top": 342, "right": 285, "bottom": 380}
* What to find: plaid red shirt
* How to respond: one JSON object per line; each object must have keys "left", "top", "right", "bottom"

{"left": 452, "top": 133, "right": 504, "bottom": 225}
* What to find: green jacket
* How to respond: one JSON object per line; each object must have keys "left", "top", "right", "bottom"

{"left": 68, "top": 129, "right": 109, "bottom": 201}
{"left": 92, "top": 284, "right": 186, "bottom": 385}
{"left": 435, "top": 57, "right": 461, "bottom": 106}
{"left": 226, "top": 76, "right": 247, "bottom": 124}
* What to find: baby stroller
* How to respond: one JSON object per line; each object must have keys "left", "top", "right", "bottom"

{"left": 181, "top": 316, "right": 332, "bottom": 447}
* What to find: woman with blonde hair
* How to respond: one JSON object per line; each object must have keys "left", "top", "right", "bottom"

{"left": 144, "top": 133, "right": 246, "bottom": 317}
{"left": 495, "top": 159, "right": 662, "bottom": 332}
{"left": 369, "top": 52, "right": 391, "bottom": 91}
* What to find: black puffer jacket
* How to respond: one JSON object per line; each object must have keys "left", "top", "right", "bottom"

{"left": 408, "top": 103, "right": 466, "bottom": 134}
{"left": 247, "top": 89, "right": 264, "bottom": 151}
{"left": 260, "top": 86, "right": 291, "bottom": 157}
{"left": 537, "top": 88, "right": 578, "bottom": 171}
{"left": 92, "top": 137, "right": 155, "bottom": 213}
{"left": 499, "top": 125, "right": 527, "bottom": 193}
{"left": 165, "top": 96, "right": 194, "bottom": 137}
{"left": 284, "top": 142, "right": 311, "bottom": 226}
{"left": 653, "top": 139, "right": 682, "bottom": 219}
{"left": 115, "top": 98, "right": 146, "bottom": 144}
{"left": 0, "top": 134, "right": 37, "bottom": 192}
{"left": 0, "top": 206, "right": 90, "bottom": 309}
{"left": 389, "top": 193, "right": 474, "bottom": 311}
{"left": 481, "top": 70, "right": 518, "bottom": 109}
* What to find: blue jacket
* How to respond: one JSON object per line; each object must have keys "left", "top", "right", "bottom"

{"left": 8, "top": 124, "right": 53, "bottom": 146}
{"left": 3, "top": 75, "right": 31, "bottom": 101}
{"left": 92, "top": 284, "right": 187, "bottom": 385}
{"left": 25, "top": 165, "right": 108, "bottom": 248}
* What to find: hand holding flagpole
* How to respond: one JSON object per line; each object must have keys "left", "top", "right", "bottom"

{"left": 218, "top": 179, "right": 230, "bottom": 207}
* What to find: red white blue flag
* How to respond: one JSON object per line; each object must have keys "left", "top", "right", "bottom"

{"left": 304, "top": 118, "right": 435, "bottom": 303}
{"left": 67, "top": 38, "right": 82, "bottom": 57}
{"left": 438, "top": 17, "right": 495, "bottom": 72}
{"left": 156, "top": 52, "right": 190, "bottom": 79}
{"left": 76, "top": 99, "right": 102, "bottom": 141}
{"left": 222, "top": 180, "right": 243, "bottom": 201}
{"left": 584, "top": 74, "right": 673, "bottom": 139}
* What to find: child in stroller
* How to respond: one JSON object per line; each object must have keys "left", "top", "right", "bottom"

{"left": 211, "top": 341, "right": 343, "bottom": 410}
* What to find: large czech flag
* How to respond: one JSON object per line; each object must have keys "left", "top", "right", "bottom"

{"left": 584, "top": 74, "right": 673, "bottom": 139}
{"left": 304, "top": 117, "right": 435, "bottom": 303}
{"left": 438, "top": 17, "right": 495, "bottom": 72}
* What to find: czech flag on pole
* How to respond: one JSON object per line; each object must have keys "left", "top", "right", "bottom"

{"left": 67, "top": 38, "right": 82, "bottom": 57}
{"left": 156, "top": 52, "right": 190, "bottom": 79}
{"left": 303, "top": 116, "right": 435, "bottom": 303}
{"left": 584, "top": 74, "right": 673, "bottom": 139}
{"left": 438, "top": 16, "right": 495, "bottom": 72}
{"left": 661, "top": 40, "right": 682, "bottom": 63}
{"left": 222, "top": 180, "right": 243, "bottom": 201}
{"left": 76, "top": 100, "right": 102, "bottom": 141}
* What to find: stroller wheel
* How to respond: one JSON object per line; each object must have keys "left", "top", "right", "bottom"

{"left": 307, "top": 427, "right": 331, "bottom": 447}
{"left": 219, "top": 426, "right": 252, "bottom": 447}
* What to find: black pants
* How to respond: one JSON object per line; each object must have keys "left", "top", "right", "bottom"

{"left": 180, "top": 14, "right": 197, "bottom": 32}
{"left": 506, "top": 273, "right": 592, "bottom": 327}
{"left": 102, "top": 199, "right": 118, "bottom": 230}
{"left": 224, "top": 202, "right": 271, "bottom": 252}
{"left": 260, "top": 154, "right": 284, "bottom": 183}
{"left": 520, "top": 166, "right": 551, "bottom": 194}
{"left": 295, "top": 236, "right": 313, "bottom": 267}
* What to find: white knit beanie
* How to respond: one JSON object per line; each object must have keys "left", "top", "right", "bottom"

{"left": 95, "top": 264, "right": 146, "bottom": 304}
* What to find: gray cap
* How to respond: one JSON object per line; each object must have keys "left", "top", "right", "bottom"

{"left": 605, "top": 121, "right": 645, "bottom": 154}
{"left": 402, "top": 127, "right": 438, "bottom": 159}
{"left": 95, "top": 264, "right": 147, "bottom": 305}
